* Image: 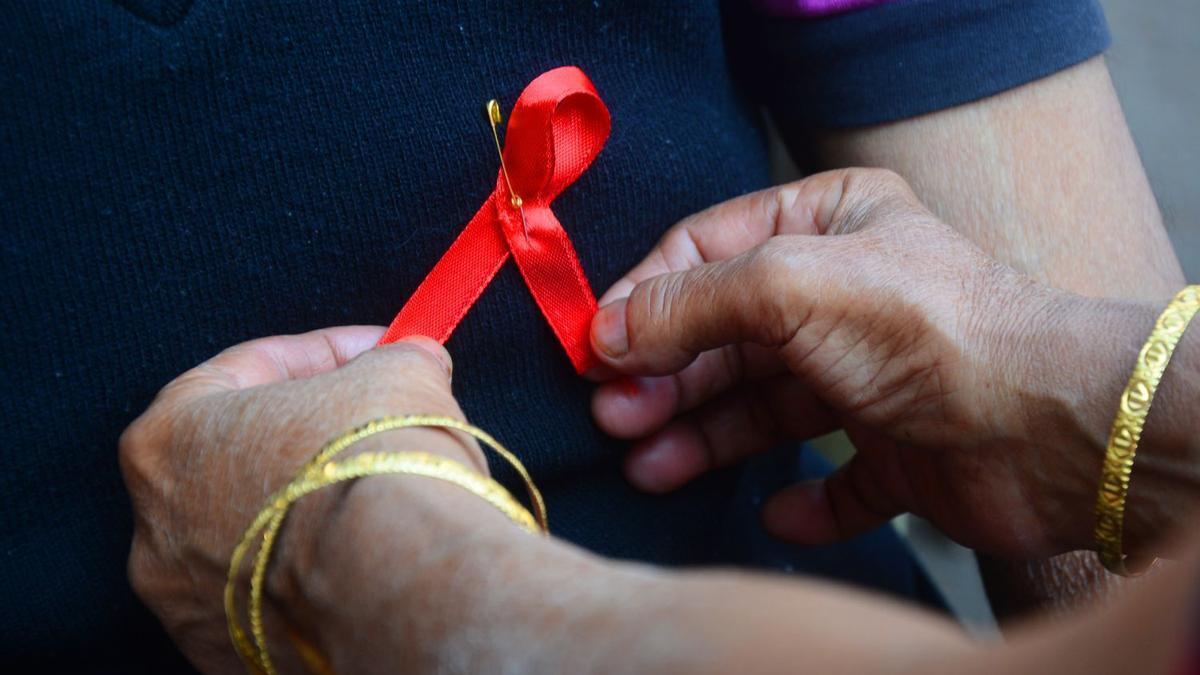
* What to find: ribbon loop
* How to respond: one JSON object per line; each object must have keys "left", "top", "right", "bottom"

{"left": 379, "top": 66, "right": 610, "bottom": 374}
{"left": 503, "top": 67, "right": 611, "bottom": 205}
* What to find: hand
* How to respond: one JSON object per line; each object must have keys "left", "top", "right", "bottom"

{"left": 589, "top": 169, "right": 1110, "bottom": 558}
{"left": 119, "top": 322, "right": 1200, "bottom": 675}
{"left": 119, "top": 327, "right": 486, "bottom": 672}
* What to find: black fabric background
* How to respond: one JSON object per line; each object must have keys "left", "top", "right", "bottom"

{"left": 1, "top": 1, "right": 1105, "bottom": 671}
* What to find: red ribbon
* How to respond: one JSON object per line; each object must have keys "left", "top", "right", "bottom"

{"left": 379, "top": 66, "right": 610, "bottom": 374}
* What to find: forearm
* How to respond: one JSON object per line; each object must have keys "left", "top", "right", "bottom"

{"left": 282, "top": 476, "right": 973, "bottom": 674}
{"left": 804, "top": 56, "right": 1186, "bottom": 618}
{"left": 809, "top": 57, "right": 1183, "bottom": 300}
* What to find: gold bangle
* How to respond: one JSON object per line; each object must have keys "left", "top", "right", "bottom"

{"left": 293, "top": 415, "right": 547, "bottom": 529}
{"left": 225, "top": 416, "right": 548, "bottom": 675}
{"left": 249, "top": 452, "right": 541, "bottom": 675}
{"left": 1094, "top": 285, "right": 1200, "bottom": 576}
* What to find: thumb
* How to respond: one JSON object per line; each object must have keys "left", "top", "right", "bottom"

{"left": 590, "top": 168, "right": 926, "bottom": 376}
{"left": 591, "top": 237, "right": 843, "bottom": 375}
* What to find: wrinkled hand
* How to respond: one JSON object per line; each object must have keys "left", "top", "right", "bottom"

{"left": 119, "top": 327, "right": 482, "bottom": 672}
{"left": 590, "top": 169, "right": 1101, "bottom": 558}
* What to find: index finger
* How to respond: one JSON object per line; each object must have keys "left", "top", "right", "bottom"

{"left": 597, "top": 171, "right": 850, "bottom": 307}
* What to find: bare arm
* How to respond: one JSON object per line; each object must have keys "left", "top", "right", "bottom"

{"left": 284, "top": 476, "right": 973, "bottom": 674}
{"left": 806, "top": 57, "right": 1182, "bottom": 300}
{"left": 798, "top": 56, "right": 1185, "bottom": 618}
{"left": 283, "top": 449, "right": 1198, "bottom": 675}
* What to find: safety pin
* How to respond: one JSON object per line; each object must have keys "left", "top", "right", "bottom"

{"left": 486, "top": 99, "right": 530, "bottom": 241}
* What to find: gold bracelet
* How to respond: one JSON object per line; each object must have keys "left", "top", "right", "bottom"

{"left": 225, "top": 416, "right": 548, "bottom": 675}
{"left": 248, "top": 452, "right": 540, "bottom": 674}
{"left": 291, "top": 415, "right": 547, "bottom": 528}
{"left": 1094, "top": 285, "right": 1200, "bottom": 576}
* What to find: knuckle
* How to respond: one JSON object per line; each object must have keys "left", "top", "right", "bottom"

{"left": 126, "top": 533, "right": 167, "bottom": 610}
{"left": 348, "top": 345, "right": 461, "bottom": 415}
{"left": 660, "top": 225, "right": 704, "bottom": 271}
{"left": 845, "top": 167, "right": 907, "bottom": 199}
{"left": 126, "top": 538, "right": 153, "bottom": 599}
{"left": 867, "top": 169, "right": 925, "bottom": 211}
{"left": 832, "top": 168, "right": 925, "bottom": 234}
{"left": 117, "top": 419, "right": 148, "bottom": 470}
{"left": 772, "top": 182, "right": 802, "bottom": 211}
{"left": 746, "top": 240, "right": 798, "bottom": 289}
{"left": 118, "top": 414, "right": 165, "bottom": 491}
{"left": 859, "top": 167, "right": 906, "bottom": 190}
{"left": 768, "top": 182, "right": 805, "bottom": 230}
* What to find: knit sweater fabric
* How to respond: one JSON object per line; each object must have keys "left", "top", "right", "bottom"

{"left": 1, "top": 1, "right": 1107, "bottom": 671}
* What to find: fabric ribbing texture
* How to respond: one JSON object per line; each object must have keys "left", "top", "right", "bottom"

{"left": 1, "top": 0, "right": 1108, "bottom": 670}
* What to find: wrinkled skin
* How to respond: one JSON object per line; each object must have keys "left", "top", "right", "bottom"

{"left": 120, "top": 329, "right": 479, "bottom": 671}
{"left": 590, "top": 168, "right": 1103, "bottom": 557}
{"left": 120, "top": 168, "right": 1198, "bottom": 675}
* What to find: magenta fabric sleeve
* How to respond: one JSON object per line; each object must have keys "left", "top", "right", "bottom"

{"left": 751, "top": 0, "right": 893, "bottom": 18}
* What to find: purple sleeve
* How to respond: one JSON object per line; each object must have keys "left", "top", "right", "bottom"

{"left": 752, "top": 0, "right": 893, "bottom": 18}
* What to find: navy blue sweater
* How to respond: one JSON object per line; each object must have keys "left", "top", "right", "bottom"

{"left": 1, "top": 1, "right": 1107, "bottom": 671}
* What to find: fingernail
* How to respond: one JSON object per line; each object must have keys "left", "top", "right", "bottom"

{"left": 592, "top": 300, "right": 629, "bottom": 359}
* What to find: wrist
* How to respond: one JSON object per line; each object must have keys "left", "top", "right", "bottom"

{"left": 1119, "top": 290, "right": 1200, "bottom": 556}
{"left": 1005, "top": 292, "right": 1156, "bottom": 552}
{"left": 263, "top": 425, "right": 494, "bottom": 648}
{"left": 288, "top": 471, "right": 567, "bottom": 672}
{"left": 1014, "top": 292, "right": 1200, "bottom": 556}
{"left": 1047, "top": 291, "right": 1200, "bottom": 559}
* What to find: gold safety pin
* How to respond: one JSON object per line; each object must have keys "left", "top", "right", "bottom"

{"left": 486, "top": 99, "right": 529, "bottom": 240}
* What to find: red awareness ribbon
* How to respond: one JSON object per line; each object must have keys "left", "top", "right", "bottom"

{"left": 378, "top": 66, "right": 609, "bottom": 374}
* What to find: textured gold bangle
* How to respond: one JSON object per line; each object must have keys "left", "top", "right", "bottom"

{"left": 225, "top": 416, "right": 548, "bottom": 675}
{"left": 292, "top": 415, "right": 547, "bottom": 529}
{"left": 1094, "top": 285, "right": 1200, "bottom": 576}
{"left": 248, "top": 452, "right": 540, "bottom": 674}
